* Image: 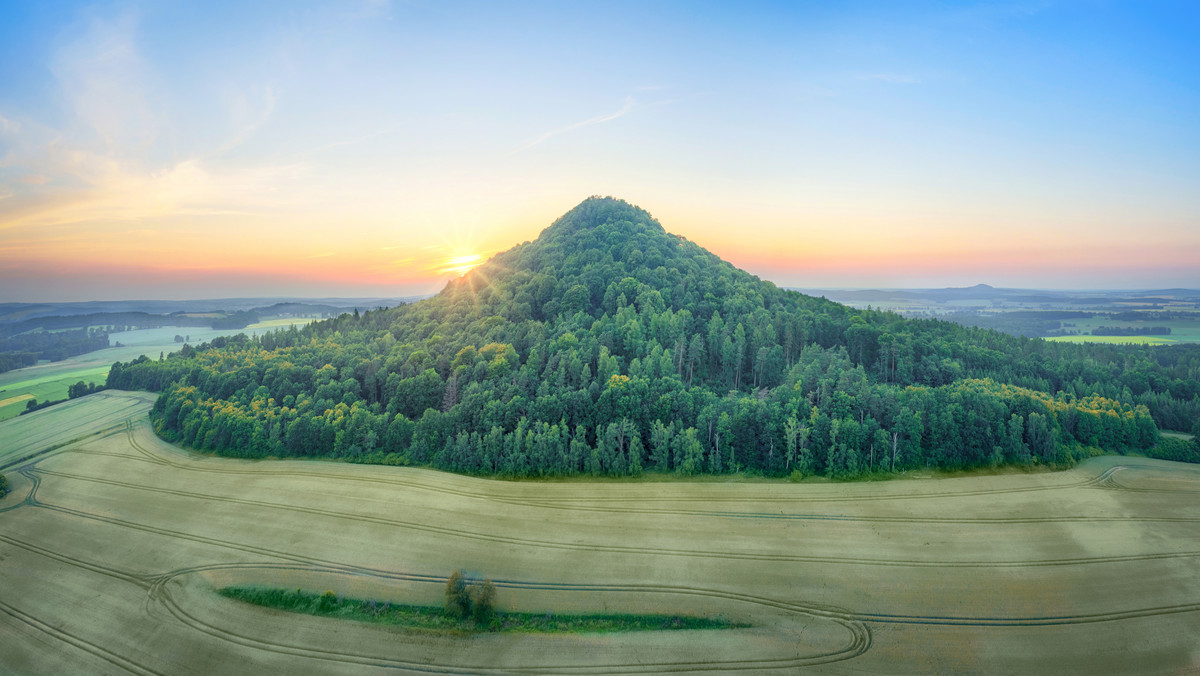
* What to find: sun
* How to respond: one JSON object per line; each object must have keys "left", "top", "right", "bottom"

{"left": 439, "top": 253, "right": 485, "bottom": 277}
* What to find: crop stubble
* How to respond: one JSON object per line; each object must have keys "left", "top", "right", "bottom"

{"left": 0, "top": 391, "right": 1198, "bottom": 673}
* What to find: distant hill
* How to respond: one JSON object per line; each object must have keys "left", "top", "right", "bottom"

{"left": 110, "top": 197, "right": 1200, "bottom": 477}
{"left": 796, "top": 285, "right": 1200, "bottom": 306}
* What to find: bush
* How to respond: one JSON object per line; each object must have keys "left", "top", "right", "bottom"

{"left": 788, "top": 470, "right": 804, "bottom": 482}
{"left": 0, "top": 473, "right": 8, "bottom": 499}
{"left": 318, "top": 590, "right": 339, "bottom": 612}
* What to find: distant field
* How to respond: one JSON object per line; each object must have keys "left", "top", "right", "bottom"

{"left": 247, "top": 317, "right": 316, "bottom": 329}
{"left": 0, "top": 319, "right": 313, "bottom": 421}
{"left": 1051, "top": 316, "right": 1200, "bottom": 344}
{"left": 1, "top": 391, "right": 1198, "bottom": 673}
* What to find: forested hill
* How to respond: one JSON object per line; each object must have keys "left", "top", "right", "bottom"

{"left": 109, "top": 197, "right": 1200, "bottom": 477}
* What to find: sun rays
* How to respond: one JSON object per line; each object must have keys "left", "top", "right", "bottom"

{"left": 436, "top": 253, "right": 486, "bottom": 277}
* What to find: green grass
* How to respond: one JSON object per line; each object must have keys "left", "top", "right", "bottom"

{"left": 219, "top": 586, "right": 746, "bottom": 634}
{"left": 1049, "top": 315, "right": 1200, "bottom": 344}
{"left": 247, "top": 317, "right": 318, "bottom": 328}
{"left": 0, "top": 365, "right": 109, "bottom": 421}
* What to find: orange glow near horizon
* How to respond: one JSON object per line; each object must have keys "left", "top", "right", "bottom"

{"left": 4, "top": 194, "right": 1199, "bottom": 300}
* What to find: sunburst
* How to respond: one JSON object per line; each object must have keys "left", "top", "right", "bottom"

{"left": 438, "top": 253, "right": 486, "bottom": 277}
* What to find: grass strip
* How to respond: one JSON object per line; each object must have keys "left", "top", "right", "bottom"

{"left": 219, "top": 586, "right": 747, "bottom": 634}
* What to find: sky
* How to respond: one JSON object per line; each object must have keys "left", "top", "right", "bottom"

{"left": 1, "top": 0, "right": 1198, "bottom": 302}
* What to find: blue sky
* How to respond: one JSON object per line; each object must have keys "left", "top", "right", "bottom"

{"left": 1, "top": 0, "right": 1198, "bottom": 300}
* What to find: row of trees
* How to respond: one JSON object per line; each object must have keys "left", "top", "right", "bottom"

{"left": 145, "top": 364, "right": 1157, "bottom": 479}
{"left": 0, "top": 328, "right": 109, "bottom": 373}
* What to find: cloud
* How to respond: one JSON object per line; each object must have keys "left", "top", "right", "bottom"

{"left": 0, "top": 6, "right": 304, "bottom": 236}
{"left": 0, "top": 155, "right": 310, "bottom": 232}
{"left": 50, "top": 10, "right": 159, "bottom": 152}
{"left": 212, "top": 85, "right": 278, "bottom": 157}
{"left": 516, "top": 97, "right": 636, "bottom": 152}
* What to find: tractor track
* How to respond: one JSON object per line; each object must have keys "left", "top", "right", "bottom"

{"left": 26, "top": 466, "right": 1200, "bottom": 568}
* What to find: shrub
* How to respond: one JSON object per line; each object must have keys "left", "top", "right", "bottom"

{"left": 318, "top": 590, "right": 338, "bottom": 612}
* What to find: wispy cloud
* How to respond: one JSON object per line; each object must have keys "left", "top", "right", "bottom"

{"left": 50, "top": 10, "right": 158, "bottom": 152}
{"left": 300, "top": 129, "right": 397, "bottom": 158}
{"left": 211, "top": 85, "right": 278, "bottom": 157}
{"left": 516, "top": 97, "right": 635, "bottom": 152}
{"left": 0, "top": 7, "right": 304, "bottom": 235}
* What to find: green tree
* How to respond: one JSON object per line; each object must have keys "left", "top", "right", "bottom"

{"left": 445, "top": 569, "right": 470, "bottom": 619}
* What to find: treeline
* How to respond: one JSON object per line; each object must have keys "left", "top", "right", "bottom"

{"left": 0, "top": 328, "right": 109, "bottom": 373}
{"left": 942, "top": 313, "right": 1063, "bottom": 339}
{"left": 109, "top": 197, "right": 1200, "bottom": 478}
{"left": 144, "top": 360, "right": 1156, "bottom": 479}
{"left": 0, "top": 352, "right": 37, "bottom": 372}
{"left": 1092, "top": 326, "right": 1171, "bottom": 336}
{"left": 0, "top": 310, "right": 257, "bottom": 341}
{"left": 210, "top": 311, "right": 259, "bottom": 329}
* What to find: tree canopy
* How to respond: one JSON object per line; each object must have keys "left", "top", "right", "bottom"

{"left": 109, "top": 197, "right": 1200, "bottom": 477}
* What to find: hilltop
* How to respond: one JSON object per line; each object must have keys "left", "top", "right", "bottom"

{"left": 109, "top": 197, "right": 1200, "bottom": 476}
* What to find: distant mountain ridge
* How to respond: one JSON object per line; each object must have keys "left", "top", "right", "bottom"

{"left": 794, "top": 285, "right": 1200, "bottom": 305}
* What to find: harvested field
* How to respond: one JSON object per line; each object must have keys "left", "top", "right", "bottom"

{"left": 1, "top": 390, "right": 1198, "bottom": 673}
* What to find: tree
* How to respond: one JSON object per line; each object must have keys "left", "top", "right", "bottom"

{"left": 471, "top": 579, "right": 497, "bottom": 625}
{"left": 784, "top": 416, "right": 799, "bottom": 471}
{"left": 650, "top": 420, "right": 674, "bottom": 471}
{"left": 445, "top": 569, "right": 470, "bottom": 619}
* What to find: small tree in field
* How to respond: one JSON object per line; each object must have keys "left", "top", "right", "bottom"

{"left": 445, "top": 569, "right": 471, "bottom": 619}
{"left": 471, "top": 579, "right": 496, "bottom": 625}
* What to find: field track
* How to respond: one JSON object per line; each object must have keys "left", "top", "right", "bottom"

{"left": 1, "top": 391, "right": 1198, "bottom": 673}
